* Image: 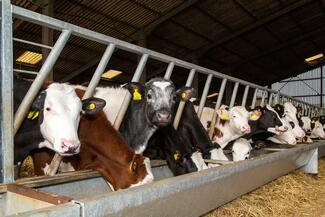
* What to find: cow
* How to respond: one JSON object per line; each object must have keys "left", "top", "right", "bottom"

{"left": 282, "top": 102, "right": 305, "bottom": 139}
{"left": 231, "top": 138, "right": 252, "bottom": 161}
{"left": 14, "top": 77, "right": 105, "bottom": 165}
{"left": 310, "top": 117, "right": 325, "bottom": 139}
{"left": 246, "top": 105, "right": 287, "bottom": 148}
{"left": 194, "top": 104, "right": 251, "bottom": 160}
{"left": 76, "top": 77, "right": 194, "bottom": 154}
{"left": 28, "top": 88, "right": 154, "bottom": 190}
{"left": 267, "top": 118, "right": 297, "bottom": 145}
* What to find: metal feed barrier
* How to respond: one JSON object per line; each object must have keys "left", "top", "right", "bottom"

{"left": 1, "top": 0, "right": 325, "bottom": 216}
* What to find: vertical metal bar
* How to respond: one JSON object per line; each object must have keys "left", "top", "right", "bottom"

{"left": 197, "top": 74, "right": 213, "bottom": 118}
{"left": 14, "top": 29, "right": 71, "bottom": 134}
{"left": 321, "top": 66, "right": 323, "bottom": 108}
{"left": 260, "top": 91, "right": 266, "bottom": 107}
{"left": 229, "top": 82, "right": 239, "bottom": 108}
{"left": 268, "top": 93, "right": 273, "bottom": 105}
{"left": 164, "top": 62, "right": 175, "bottom": 80}
{"left": 113, "top": 54, "right": 149, "bottom": 129}
{"left": 1, "top": 0, "right": 14, "bottom": 183}
{"left": 208, "top": 78, "right": 227, "bottom": 139}
{"left": 273, "top": 93, "right": 279, "bottom": 105}
{"left": 251, "top": 88, "right": 258, "bottom": 109}
{"left": 308, "top": 107, "right": 311, "bottom": 117}
{"left": 173, "top": 69, "right": 196, "bottom": 129}
{"left": 82, "top": 44, "right": 115, "bottom": 99}
{"left": 241, "top": 85, "right": 249, "bottom": 107}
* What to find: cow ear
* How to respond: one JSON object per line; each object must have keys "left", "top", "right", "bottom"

{"left": 82, "top": 97, "right": 106, "bottom": 115}
{"left": 31, "top": 90, "right": 47, "bottom": 111}
{"left": 217, "top": 105, "right": 230, "bottom": 121}
{"left": 124, "top": 82, "right": 145, "bottom": 101}
{"left": 176, "top": 87, "right": 196, "bottom": 101}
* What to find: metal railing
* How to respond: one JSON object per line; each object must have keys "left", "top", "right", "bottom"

{"left": 1, "top": 1, "right": 324, "bottom": 183}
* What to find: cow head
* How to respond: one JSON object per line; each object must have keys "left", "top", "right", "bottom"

{"left": 217, "top": 105, "right": 251, "bottom": 134}
{"left": 301, "top": 116, "right": 312, "bottom": 132}
{"left": 31, "top": 83, "right": 105, "bottom": 156}
{"left": 232, "top": 138, "right": 252, "bottom": 161}
{"left": 279, "top": 119, "right": 297, "bottom": 145}
{"left": 310, "top": 117, "right": 325, "bottom": 139}
{"left": 252, "top": 105, "right": 287, "bottom": 135}
{"left": 125, "top": 78, "right": 195, "bottom": 128}
{"left": 281, "top": 103, "right": 305, "bottom": 139}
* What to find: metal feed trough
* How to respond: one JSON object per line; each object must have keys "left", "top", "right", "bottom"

{"left": 1, "top": 1, "right": 325, "bottom": 216}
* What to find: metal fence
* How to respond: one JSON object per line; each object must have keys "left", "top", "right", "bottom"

{"left": 1, "top": 0, "right": 324, "bottom": 184}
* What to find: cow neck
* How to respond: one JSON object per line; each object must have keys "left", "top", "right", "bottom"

{"left": 214, "top": 121, "right": 240, "bottom": 148}
{"left": 79, "top": 112, "right": 147, "bottom": 190}
{"left": 120, "top": 100, "right": 157, "bottom": 154}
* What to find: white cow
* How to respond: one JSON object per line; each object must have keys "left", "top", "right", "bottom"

{"left": 310, "top": 117, "right": 325, "bottom": 139}
{"left": 267, "top": 118, "right": 297, "bottom": 145}
{"left": 283, "top": 102, "right": 305, "bottom": 139}
{"left": 232, "top": 138, "right": 252, "bottom": 161}
{"left": 196, "top": 105, "right": 251, "bottom": 160}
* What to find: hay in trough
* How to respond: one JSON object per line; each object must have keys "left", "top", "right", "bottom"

{"left": 205, "top": 158, "right": 325, "bottom": 217}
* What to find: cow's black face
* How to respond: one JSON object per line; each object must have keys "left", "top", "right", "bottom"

{"left": 257, "top": 105, "right": 286, "bottom": 134}
{"left": 125, "top": 78, "right": 195, "bottom": 128}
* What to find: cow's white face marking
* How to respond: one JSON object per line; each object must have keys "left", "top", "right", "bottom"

{"left": 152, "top": 81, "right": 171, "bottom": 91}
{"left": 130, "top": 157, "right": 154, "bottom": 188}
{"left": 301, "top": 117, "right": 312, "bottom": 132}
{"left": 283, "top": 102, "right": 305, "bottom": 138}
{"left": 311, "top": 121, "right": 325, "bottom": 139}
{"left": 40, "top": 83, "right": 82, "bottom": 156}
{"left": 232, "top": 138, "right": 252, "bottom": 161}
{"left": 268, "top": 118, "right": 297, "bottom": 145}
{"left": 228, "top": 106, "right": 251, "bottom": 134}
{"left": 190, "top": 152, "right": 208, "bottom": 171}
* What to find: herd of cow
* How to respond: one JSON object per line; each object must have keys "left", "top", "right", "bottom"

{"left": 14, "top": 76, "right": 325, "bottom": 190}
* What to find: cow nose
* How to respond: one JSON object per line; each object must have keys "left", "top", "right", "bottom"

{"left": 240, "top": 125, "right": 251, "bottom": 133}
{"left": 61, "top": 139, "right": 80, "bottom": 153}
{"left": 292, "top": 140, "right": 297, "bottom": 145}
{"left": 156, "top": 111, "right": 171, "bottom": 122}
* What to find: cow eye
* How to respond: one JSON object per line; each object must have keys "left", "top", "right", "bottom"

{"left": 45, "top": 107, "right": 51, "bottom": 111}
{"left": 232, "top": 115, "right": 236, "bottom": 118}
{"left": 147, "top": 93, "right": 152, "bottom": 100}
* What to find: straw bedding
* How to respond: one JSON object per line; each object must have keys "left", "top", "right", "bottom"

{"left": 205, "top": 158, "right": 325, "bottom": 217}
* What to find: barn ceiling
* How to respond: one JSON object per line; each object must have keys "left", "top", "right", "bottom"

{"left": 11, "top": 0, "right": 325, "bottom": 89}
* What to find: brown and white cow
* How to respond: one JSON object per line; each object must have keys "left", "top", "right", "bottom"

{"left": 30, "top": 88, "right": 154, "bottom": 190}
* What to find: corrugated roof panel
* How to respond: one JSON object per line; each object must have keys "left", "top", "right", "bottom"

{"left": 237, "top": 0, "right": 282, "bottom": 18}
{"left": 267, "top": 15, "right": 303, "bottom": 41}
{"left": 134, "top": 0, "right": 184, "bottom": 14}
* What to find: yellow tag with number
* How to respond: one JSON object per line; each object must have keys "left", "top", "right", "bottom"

{"left": 181, "top": 92, "right": 187, "bottom": 99}
{"left": 220, "top": 111, "right": 229, "bottom": 121}
{"left": 173, "top": 150, "right": 180, "bottom": 161}
{"left": 88, "top": 103, "right": 96, "bottom": 110}
{"left": 133, "top": 89, "right": 142, "bottom": 101}
{"left": 250, "top": 113, "right": 258, "bottom": 120}
{"left": 27, "top": 111, "right": 39, "bottom": 120}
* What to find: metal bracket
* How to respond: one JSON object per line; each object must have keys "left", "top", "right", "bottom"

{"left": 301, "top": 148, "right": 318, "bottom": 174}
{"left": 71, "top": 200, "right": 85, "bottom": 217}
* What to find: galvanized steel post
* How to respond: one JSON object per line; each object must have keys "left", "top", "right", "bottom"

{"left": 268, "top": 92, "right": 273, "bottom": 105}
{"left": 164, "top": 62, "right": 175, "bottom": 80}
{"left": 260, "top": 91, "right": 266, "bottom": 107}
{"left": 208, "top": 78, "right": 227, "bottom": 139}
{"left": 251, "top": 88, "right": 258, "bottom": 109}
{"left": 197, "top": 74, "right": 213, "bottom": 118}
{"left": 1, "top": 0, "right": 14, "bottom": 183}
{"left": 13, "top": 29, "right": 72, "bottom": 135}
{"left": 241, "top": 85, "right": 249, "bottom": 107}
{"left": 113, "top": 54, "right": 149, "bottom": 130}
{"left": 173, "top": 69, "right": 196, "bottom": 129}
{"left": 82, "top": 44, "right": 115, "bottom": 99}
{"left": 229, "top": 82, "right": 239, "bottom": 108}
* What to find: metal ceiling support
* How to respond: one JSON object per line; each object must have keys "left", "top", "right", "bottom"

{"left": 13, "top": 0, "right": 43, "bottom": 32}
{"left": 191, "top": 0, "right": 312, "bottom": 59}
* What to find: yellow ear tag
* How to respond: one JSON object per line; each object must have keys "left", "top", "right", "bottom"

{"left": 181, "top": 92, "right": 187, "bottom": 99}
{"left": 250, "top": 113, "right": 258, "bottom": 120}
{"left": 173, "top": 150, "right": 180, "bottom": 161}
{"left": 311, "top": 120, "right": 316, "bottom": 123}
{"left": 88, "top": 103, "right": 96, "bottom": 110}
{"left": 27, "top": 111, "right": 39, "bottom": 120}
{"left": 220, "top": 111, "right": 229, "bottom": 121}
{"left": 133, "top": 89, "right": 142, "bottom": 101}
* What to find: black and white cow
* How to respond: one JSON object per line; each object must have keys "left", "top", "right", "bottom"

{"left": 77, "top": 77, "right": 194, "bottom": 154}
{"left": 14, "top": 77, "right": 104, "bottom": 164}
{"left": 246, "top": 104, "right": 287, "bottom": 148}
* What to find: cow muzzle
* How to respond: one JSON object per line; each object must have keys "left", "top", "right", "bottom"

{"left": 60, "top": 139, "right": 80, "bottom": 155}
{"left": 153, "top": 110, "right": 172, "bottom": 127}
{"left": 240, "top": 125, "right": 251, "bottom": 134}
{"left": 276, "top": 125, "right": 287, "bottom": 132}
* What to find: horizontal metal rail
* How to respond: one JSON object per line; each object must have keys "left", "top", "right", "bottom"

{"left": 13, "top": 37, "right": 53, "bottom": 49}
{"left": 11, "top": 5, "right": 323, "bottom": 110}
